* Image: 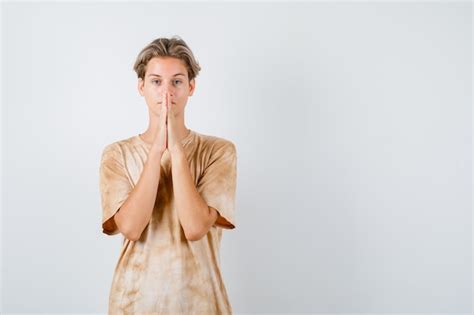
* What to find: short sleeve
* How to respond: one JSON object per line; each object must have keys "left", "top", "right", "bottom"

{"left": 196, "top": 141, "right": 237, "bottom": 230}
{"left": 99, "top": 143, "right": 133, "bottom": 235}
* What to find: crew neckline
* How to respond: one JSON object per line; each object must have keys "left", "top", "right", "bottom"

{"left": 136, "top": 129, "right": 194, "bottom": 148}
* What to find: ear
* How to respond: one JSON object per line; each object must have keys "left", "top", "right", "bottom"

{"left": 188, "top": 78, "right": 195, "bottom": 96}
{"left": 137, "top": 78, "right": 144, "bottom": 96}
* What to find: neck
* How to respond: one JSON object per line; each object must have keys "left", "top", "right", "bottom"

{"left": 140, "top": 113, "right": 189, "bottom": 145}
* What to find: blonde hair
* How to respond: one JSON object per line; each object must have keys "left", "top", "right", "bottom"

{"left": 133, "top": 35, "right": 201, "bottom": 82}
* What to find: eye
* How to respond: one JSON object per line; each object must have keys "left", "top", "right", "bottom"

{"left": 152, "top": 79, "right": 161, "bottom": 85}
{"left": 174, "top": 80, "right": 182, "bottom": 85}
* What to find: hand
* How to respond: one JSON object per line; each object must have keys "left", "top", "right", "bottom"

{"left": 165, "top": 92, "right": 182, "bottom": 156}
{"left": 151, "top": 92, "right": 168, "bottom": 154}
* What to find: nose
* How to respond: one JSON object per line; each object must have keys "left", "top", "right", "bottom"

{"left": 161, "top": 87, "right": 175, "bottom": 99}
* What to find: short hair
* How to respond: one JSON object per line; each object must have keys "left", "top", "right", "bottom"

{"left": 133, "top": 35, "right": 201, "bottom": 82}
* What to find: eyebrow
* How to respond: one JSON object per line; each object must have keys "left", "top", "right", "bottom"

{"left": 148, "top": 73, "right": 186, "bottom": 77}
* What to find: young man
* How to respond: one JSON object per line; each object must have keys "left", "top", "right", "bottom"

{"left": 99, "top": 36, "right": 237, "bottom": 314}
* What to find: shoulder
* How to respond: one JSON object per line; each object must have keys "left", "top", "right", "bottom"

{"left": 100, "top": 135, "right": 137, "bottom": 160}
{"left": 192, "top": 130, "right": 237, "bottom": 156}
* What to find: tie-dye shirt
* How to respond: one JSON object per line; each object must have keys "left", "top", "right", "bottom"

{"left": 99, "top": 129, "right": 237, "bottom": 314}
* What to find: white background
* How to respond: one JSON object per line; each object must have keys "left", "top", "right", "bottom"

{"left": 2, "top": 1, "right": 472, "bottom": 314}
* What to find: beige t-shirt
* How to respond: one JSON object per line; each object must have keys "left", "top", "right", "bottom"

{"left": 99, "top": 129, "right": 237, "bottom": 315}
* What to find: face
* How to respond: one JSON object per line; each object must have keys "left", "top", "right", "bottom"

{"left": 138, "top": 56, "right": 195, "bottom": 117}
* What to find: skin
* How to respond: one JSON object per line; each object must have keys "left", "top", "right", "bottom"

{"left": 114, "top": 56, "right": 224, "bottom": 241}
{"left": 137, "top": 56, "right": 191, "bottom": 153}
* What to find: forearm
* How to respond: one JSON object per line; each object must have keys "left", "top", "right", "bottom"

{"left": 115, "top": 147, "right": 163, "bottom": 241}
{"left": 171, "top": 148, "right": 210, "bottom": 240}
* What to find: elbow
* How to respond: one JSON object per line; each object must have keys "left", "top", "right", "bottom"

{"left": 185, "top": 232, "right": 201, "bottom": 242}
{"left": 121, "top": 224, "right": 142, "bottom": 242}
{"left": 185, "top": 227, "right": 204, "bottom": 242}
{"left": 115, "top": 211, "right": 141, "bottom": 242}
{"left": 185, "top": 207, "right": 216, "bottom": 241}
{"left": 124, "top": 231, "right": 140, "bottom": 242}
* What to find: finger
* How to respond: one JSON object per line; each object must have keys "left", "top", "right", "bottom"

{"left": 163, "top": 94, "right": 168, "bottom": 113}
{"left": 162, "top": 109, "right": 167, "bottom": 126}
{"left": 167, "top": 93, "right": 172, "bottom": 118}
{"left": 161, "top": 95, "right": 167, "bottom": 111}
{"left": 160, "top": 96, "right": 167, "bottom": 114}
{"left": 160, "top": 92, "right": 168, "bottom": 117}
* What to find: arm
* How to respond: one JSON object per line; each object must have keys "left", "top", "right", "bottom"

{"left": 170, "top": 148, "right": 218, "bottom": 241}
{"left": 113, "top": 147, "right": 164, "bottom": 241}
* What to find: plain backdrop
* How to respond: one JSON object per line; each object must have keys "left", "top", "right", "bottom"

{"left": 1, "top": 1, "right": 472, "bottom": 314}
